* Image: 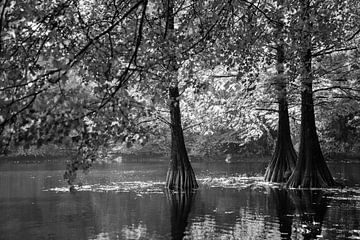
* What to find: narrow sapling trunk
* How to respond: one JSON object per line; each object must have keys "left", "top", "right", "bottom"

{"left": 166, "top": 86, "right": 198, "bottom": 190}
{"left": 286, "top": 0, "right": 335, "bottom": 188}
{"left": 264, "top": 2, "right": 297, "bottom": 183}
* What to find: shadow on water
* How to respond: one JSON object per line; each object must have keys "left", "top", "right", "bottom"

{"left": 289, "top": 189, "right": 331, "bottom": 240}
{"left": 165, "top": 189, "right": 196, "bottom": 240}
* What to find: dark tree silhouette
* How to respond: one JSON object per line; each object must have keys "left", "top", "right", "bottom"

{"left": 166, "top": 190, "right": 196, "bottom": 240}
{"left": 286, "top": 0, "right": 335, "bottom": 188}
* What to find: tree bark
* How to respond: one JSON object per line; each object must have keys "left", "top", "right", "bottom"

{"left": 264, "top": 1, "right": 297, "bottom": 183}
{"left": 264, "top": 93, "right": 297, "bottom": 182}
{"left": 163, "top": 0, "right": 198, "bottom": 190}
{"left": 286, "top": 0, "right": 335, "bottom": 188}
{"left": 166, "top": 86, "right": 198, "bottom": 190}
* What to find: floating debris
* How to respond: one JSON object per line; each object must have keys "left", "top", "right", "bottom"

{"left": 199, "top": 176, "right": 269, "bottom": 190}
{"left": 44, "top": 181, "right": 166, "bottom": 194}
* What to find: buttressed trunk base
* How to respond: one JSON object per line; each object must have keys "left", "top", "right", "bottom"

{"left": 286, "top": 0, "right": 335, "bottom": 188}
{"left": 286, "top": 86, "right": 335, "bottom": 188}
{"left": 264, "top": 96, "right": 296, "bottom": 182}
{"left": 165, "top": 86, "right": 198, "bottom": 191}
{"left": 264, "top": 24, "right": 297, "bottom": 183}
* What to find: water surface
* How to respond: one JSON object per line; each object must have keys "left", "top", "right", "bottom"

{"left": 0, "top": 159, "right": 359, "bottom": 239}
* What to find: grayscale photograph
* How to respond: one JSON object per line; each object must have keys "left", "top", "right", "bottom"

{"left": 1, "top": 0, "right": 359, "bottom": 239}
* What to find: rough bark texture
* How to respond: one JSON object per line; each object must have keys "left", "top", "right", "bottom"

{"left": 286, "top": 0, "right": 335, "bottom": 188}
{"left": 264, "top": 4, "right": 297, "bottom": 183}
{"left": 165, "top": 86, "right": 198, "bottom": 190}
{"left": 166, "top": 189, "right": 196, "bottom": 240}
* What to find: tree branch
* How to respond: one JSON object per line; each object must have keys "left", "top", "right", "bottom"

{"left": 240, "top": 0, "right": 280, "bottom": 24}
{"left": 313, "top": 86, "right": 360, "bottom": 93}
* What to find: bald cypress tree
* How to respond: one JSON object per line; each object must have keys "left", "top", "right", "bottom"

{"left": 163, "top": 0, "right": 198, "bottom": 190}
{"left": 264, "top": 0, "right": 297, "bottom": 183}
{"left": 286, "top": 0, "right": 335, "bottom": 188}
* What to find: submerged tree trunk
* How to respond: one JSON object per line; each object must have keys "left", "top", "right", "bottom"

{"left": 286, "top": 0, "right": 335, "bottom": 188}
{"left": 166, "top": 86, "right": 198, "bottom": 190}
{"left": 265, "top": 1, "right": 297, "bottom": 183}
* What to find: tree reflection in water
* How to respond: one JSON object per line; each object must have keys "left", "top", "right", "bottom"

{"left": 268, "top": 188, "right": 295, "bottom": 239}
{"left": 289, "top": 190, "right": 331, "bottom": 240}
{"left": 165, "top": 189, "right": 196, "bottom": 240}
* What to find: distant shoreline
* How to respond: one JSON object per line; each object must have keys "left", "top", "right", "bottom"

{"left": 1, "top": 152, "right": 359, "bottom": 164}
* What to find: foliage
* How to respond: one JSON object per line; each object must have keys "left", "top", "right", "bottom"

{"left": 1, "top": 0, "right": 360, "bottom": 185}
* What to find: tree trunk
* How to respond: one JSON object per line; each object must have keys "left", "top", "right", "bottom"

{"left": 166, "top": 86, "right": 198, "bottom": 190}
{"left": 286, "top": 0, "right": 335, "bottom": 188}
{"left": 264, "top": 94, "right": 297, "bottom": 182}
{"left": 264, "top": 1, "right": 297, "bottom": 183}
{"left": 163, "top": 0, "right": 198, "bottom": 190}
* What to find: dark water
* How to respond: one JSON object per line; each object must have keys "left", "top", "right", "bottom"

{"left": 0, "top": 159, "right": 359, "bottom": 240}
